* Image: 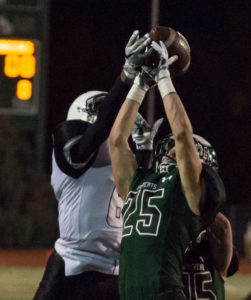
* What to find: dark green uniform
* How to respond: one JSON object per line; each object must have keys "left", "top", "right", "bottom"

{"left": 119, "top": 165, "right": 225, "bottom": 300}
{"left": 182, "top": 230, "right": 225, "bottom": 300}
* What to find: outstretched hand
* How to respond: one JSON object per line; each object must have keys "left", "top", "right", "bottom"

{"left": 141, "top": 41, "right": 178, "bottom": 83}
{"left": 151, "top": 41, "right": 178, "bottom": 81}
{"left": 123, "top": 30, "right": 152, "bottom": 80}
{"left": 131, "top": 113, "right": 163, "bottom": 150}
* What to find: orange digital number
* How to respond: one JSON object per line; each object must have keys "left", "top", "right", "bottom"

{"left": 4, "top": 55, "right": 19, "bottom": 77}
{"left": 20, "top": 55, "right": 36, "bottom": 78}
{"left": 16, "top": 80, "right": 32, "bottom": 101}
{"left": 4, "top": 54, "right": 36, "bottom": 78}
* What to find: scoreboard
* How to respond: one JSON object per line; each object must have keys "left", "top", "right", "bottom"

{"left": 0, "top": 0, "right": 49, "bottom": 172}
{"left": 0, "top": 38, "right": 40, "bottom": 114}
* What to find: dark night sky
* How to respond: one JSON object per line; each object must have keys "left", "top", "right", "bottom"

{"left": 47, "top": 0, "right": 251, "bottom": 204}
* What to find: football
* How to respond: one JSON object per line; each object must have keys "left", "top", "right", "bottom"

{"left": 149, "top": 26, "right": 191, "bottom": 76}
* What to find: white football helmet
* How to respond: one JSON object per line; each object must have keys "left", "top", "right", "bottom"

{"left": 67, "top": 91, "right": 107, "bottom": 123}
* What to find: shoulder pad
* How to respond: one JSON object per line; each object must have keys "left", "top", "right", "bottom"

{"left": 52, "top": 120, "right": 97, "bottom": 178}
{"left": 201, "top": 164, "right": 226, "bottom": 225}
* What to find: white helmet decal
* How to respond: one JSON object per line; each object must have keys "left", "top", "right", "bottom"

{"left": 67, "top": 90, "right": 107, "bottom": 123}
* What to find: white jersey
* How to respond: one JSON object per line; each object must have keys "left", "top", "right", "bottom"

{"left": 51, "top": 153, "right": 123, "bottom": 276}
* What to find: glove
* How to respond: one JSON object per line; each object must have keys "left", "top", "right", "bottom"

{"left": 131, "top": 113, "right": 163, "bottom": 150}
{"left": 142, "top": 41, "right": 178, "bottom": 82}
{"left": 123, "top": 30, "right": 152, "bottom": 80}
{"left": 126, "top": 68, "right": 154, "bottom": 105}
{"left": 133, "top": 61, "right": 157, "bottom": 92}
{"left": 151, "top": 41, "right": 178, "bottom": 81}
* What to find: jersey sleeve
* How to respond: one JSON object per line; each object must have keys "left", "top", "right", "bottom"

{"left": 201, "top": 164, "right": 226, "bottom": 226}
{"left": 53, "top": 76, "right": 130, "bottom": 178}
{"left": 53, "top": 120, "right": 98, "bottom": 178}
{"left": 69, "top": 76, "right": 130, "bottom": 163}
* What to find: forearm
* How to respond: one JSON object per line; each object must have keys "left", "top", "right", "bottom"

{"left": 156, "top": 65, "right": 202, "bottom": 213}
{"left": 110, "top": 144, "right": 137, "bottom": 201}
{"left": 209, "top": 213, "right": 233, "bottom": 279}
{"left": 71, "top": 76, "right": 130, "bottom": 162}
{"left": 110, "top": 77, "right": 148, "bottom": 198}
{"left": 110, "top": 99, "right": 140, "bottom": 148}
{"left": 109, "top": 99, "right": 140, "bottom": 200}
{"left": 159, "top": 79, "right": 202, "bottom": 213}
{"left": 162, "top": 91, "right": 193, "bottom": 140}
{"left": 94, "top": 76, "right": 132, "bottom": 138}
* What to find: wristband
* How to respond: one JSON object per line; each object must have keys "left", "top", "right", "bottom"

{"left": 158, "top": 77, "right": 176, "bottom": 98}
{"left": 126, "top": 83, "right": 146, "bottom": 105}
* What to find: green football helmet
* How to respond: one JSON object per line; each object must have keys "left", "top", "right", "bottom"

{"left": 153, "top": 134, "right": 219, "bottom": 173}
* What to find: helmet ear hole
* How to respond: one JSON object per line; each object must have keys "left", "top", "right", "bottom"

{"left": 67, "top": 91, "right": 107, "bottom": 122}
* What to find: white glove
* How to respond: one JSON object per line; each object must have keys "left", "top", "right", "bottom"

{"left": 131, "top": 113, "right": 163, "bottom": 150}
{"left": 126, "top": 47, "right": 155, "bottom": 105}
{"left": 133, "top": 60, "right": 157, "bottom": 92}
{"left": 123, "top": 31, "right": 152, "bottom": 80}
{"left": 151, "top": 41, "right": 178, "bottom": 81}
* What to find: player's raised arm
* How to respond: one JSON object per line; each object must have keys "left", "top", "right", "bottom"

{"left": 53, "top": 31, "right": 152, "bottom": 176}
{"left": 109, "top": 67, "right": 153, "bottom": 201}
{"left": 151, "top": 40, "right": 203, "bottom": 215}
{"left": 69, "top": 31, "right": 152, "bottom": 160}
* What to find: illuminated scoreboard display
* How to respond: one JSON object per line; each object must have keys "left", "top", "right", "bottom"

{"left": 0, "top": 38, "right": 40, "bottom": 114}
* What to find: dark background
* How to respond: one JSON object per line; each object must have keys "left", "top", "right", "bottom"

{"left": 47, "top": 0, "right": 251, "bottom": 205}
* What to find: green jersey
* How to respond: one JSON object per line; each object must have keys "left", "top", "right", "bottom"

{"left": 119, "top": 165, "right": 225, "bottom": 300}
{"left": 182, "top": 230, "right": 225, "bottom": 299}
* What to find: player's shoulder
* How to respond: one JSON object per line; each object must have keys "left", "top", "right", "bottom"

{"left": 201, "top": 164, "right": 226, "bottom": 201}
{"left": 52, "top": 120, "right": 96, "bottom": 178}
{"left": 53, "top": 120, "right": 90, "bottom": 144}
{"left": 201, "top": 164, "right": 226, "bottom": 223}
